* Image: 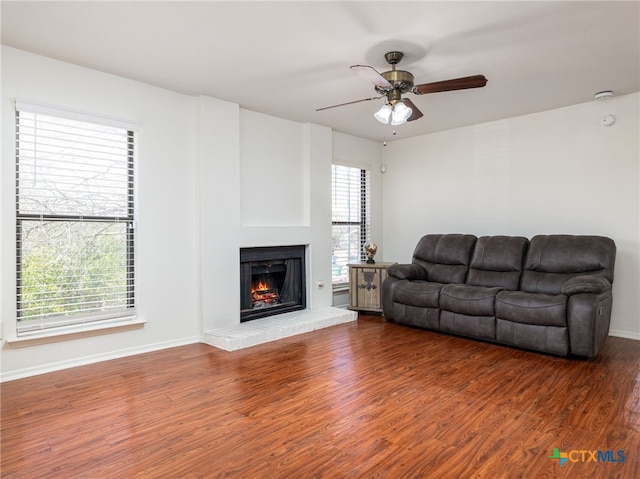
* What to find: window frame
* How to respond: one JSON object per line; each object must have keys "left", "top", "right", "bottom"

{"left": 13, "top": 102, "right": 138, "bottom": 338}
{"left": 331, "top": 164, "right": 371, "bottom": 290}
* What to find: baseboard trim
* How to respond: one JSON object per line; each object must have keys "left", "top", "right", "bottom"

{"left": 0, "top": 336, "right": 201, "bottom": 382}
{"left": 609, "top": 329, "right": 640, "bottom": 341}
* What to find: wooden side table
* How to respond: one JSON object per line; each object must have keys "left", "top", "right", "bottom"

{"left": 347, "top": 262, "right": 396, "bottom": 313}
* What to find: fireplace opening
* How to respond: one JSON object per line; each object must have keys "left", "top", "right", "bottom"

{"left": 240, "top": 245, "right": 306, "bottom": 322}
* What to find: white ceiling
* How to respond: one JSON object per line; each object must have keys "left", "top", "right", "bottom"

{"left": 2, "top": 1, "right": 639, "bottom": 142}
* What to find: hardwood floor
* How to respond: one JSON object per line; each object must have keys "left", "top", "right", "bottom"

{"left": 2, "top": 315, "right": 639, "bottom": 479}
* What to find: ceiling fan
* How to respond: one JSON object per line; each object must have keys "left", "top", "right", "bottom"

{"left": 317, "top": 51, "right": 487, "bottom": 125}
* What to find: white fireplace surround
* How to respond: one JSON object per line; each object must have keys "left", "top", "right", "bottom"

{"left": 198, "top": 101, "right": 366, "bottom": 348}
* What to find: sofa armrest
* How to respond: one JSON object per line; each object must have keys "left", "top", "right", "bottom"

{"left": 562, "top": 275, "right": 612, "bottom": 296}
{"left": 387, "top": 263, "right": 428, "bottom": 281}
{"left": 567, "top": 288, "right": 613, "bottom": 357}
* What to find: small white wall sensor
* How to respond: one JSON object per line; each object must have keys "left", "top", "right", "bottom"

{"left": 601, "top": 114, "right": 616, "bottom": 127}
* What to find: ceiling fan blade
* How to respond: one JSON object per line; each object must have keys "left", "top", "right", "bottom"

{"left": 316, "top": 96, "right": 383, "bottom": 112}
{"left": 402, "top": 99, "right": 423, "bottom": 122}
{"left": 413, "top": 75, "right": 488, "bottom": 95}
{"left": 350, "top": 65, "right": 393, "bottom": 90}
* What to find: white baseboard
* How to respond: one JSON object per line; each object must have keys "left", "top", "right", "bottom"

{"left": 609, "top": 329, "right": 640, "bottom": 341}
{"left": 0, "top": 336, "right": 201, "bottom": 382}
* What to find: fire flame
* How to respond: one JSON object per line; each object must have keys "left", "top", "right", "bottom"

{"left": 252, "top": 280, "right": 269, "bottom": 293}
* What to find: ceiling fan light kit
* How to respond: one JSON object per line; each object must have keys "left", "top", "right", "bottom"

{"left": 374, "top": 104, "right": 392, "bottom": 123}
{"left": 374, "top": 101, "right": 413, "bottom": 125}
{"left": 317, "top": 50, "right": 487, "bottom": 127}
{"left": 391, "top": 101, "right": 413, "bottom": 125}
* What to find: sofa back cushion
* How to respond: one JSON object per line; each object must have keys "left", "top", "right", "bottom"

{"left": 412, "top": 234, "right": 477, "bottom": 284}
{"left": 466, "top": 236, "right": 529, "bottom": 290}
{"left": 520, "top": 235, "right": 616, "bottom": 294}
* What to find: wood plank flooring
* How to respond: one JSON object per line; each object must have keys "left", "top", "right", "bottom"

{"left": 2, "top": 315, "right": 639, "bottom": 478}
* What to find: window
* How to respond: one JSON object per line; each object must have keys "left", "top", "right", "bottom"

{"left": 15, "top": 103, "right": 136, "bottom": 335}
{"left": 331, "top": 165, "right": 370, "bottom": 288}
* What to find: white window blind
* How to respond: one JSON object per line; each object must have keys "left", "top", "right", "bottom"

{"left": 331, "top": 165, "right": 370, "bottom": 287}
{"left": 15, "top": 105, "right": 136, "bottom": 334}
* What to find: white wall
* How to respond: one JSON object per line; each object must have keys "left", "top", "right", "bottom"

{"left": 382, "top": 93, "right": 640, "bottom": 339}
{"left": 197, "top": 95, "right": 241, "bottom": 333}
{"left": 240, "top": 110, "right": 307, "bottom": 227}
{"left": 1, "top": 47, "right": 201, "bottom": 380}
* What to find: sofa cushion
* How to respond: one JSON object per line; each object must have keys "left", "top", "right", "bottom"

{"left": 393, "top": 280, "right": 443, "bottom": 308}
{"left": 466, "top": 235, "right": 528, "bottom": 290}
{"left": 495, "top": 291, "right": 567, "bottom": 327}
{"left": 440, "top": 284, "right": 502, "bottom": 316}
{"left": 520, "top": 235, "right": 616, "bottom": 294}
{"left": 412, "top": 234, "right": 477, "bottom": 284}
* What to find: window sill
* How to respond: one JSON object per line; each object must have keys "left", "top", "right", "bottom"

{"left": 6, "top": 317, "right": 146, "bottom": 348}
{"left": 333, "top": 284, "right": 349, "bottom": 293}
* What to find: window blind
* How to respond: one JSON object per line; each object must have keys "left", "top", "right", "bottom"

{"left": 331, "top": 165, "right": 370, "bottom": 287}
{"left": 15, "top": 107, "right": 136, "bottom": 334}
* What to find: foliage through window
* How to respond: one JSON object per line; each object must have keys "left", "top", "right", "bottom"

{"left": 15, "top": 105, "right": 136, "bottom": 334}
{"left": 331, "top": 165, "right": 370, "bottom": 288}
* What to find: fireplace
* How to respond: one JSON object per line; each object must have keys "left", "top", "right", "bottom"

{"left": 240, "top": 245, "right": 306, "bottom": 322}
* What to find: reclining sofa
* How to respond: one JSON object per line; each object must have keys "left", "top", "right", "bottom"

{"left": 381, "top": 234, "right": 616, "bottom": 357}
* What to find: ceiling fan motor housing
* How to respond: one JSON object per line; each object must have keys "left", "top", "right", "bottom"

{"left": 377, "top": 70, "right": 414, "bottom": 94}
{"left": 376, "top": 51, "right": 414, "bottom": 99}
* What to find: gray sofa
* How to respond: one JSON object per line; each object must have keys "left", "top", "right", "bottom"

{"left": 382, "top": 234, "right": 616, "bottom": 357}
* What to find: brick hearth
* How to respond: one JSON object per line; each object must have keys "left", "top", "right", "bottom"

{"left": 203, "top": 307, "right": 357, "bottom": 351}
